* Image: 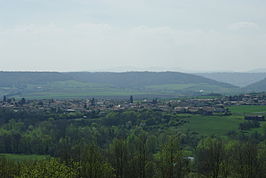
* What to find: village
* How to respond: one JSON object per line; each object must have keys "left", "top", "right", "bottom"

{"left": 1, "top": 93, "right": 266, "bottom": 118}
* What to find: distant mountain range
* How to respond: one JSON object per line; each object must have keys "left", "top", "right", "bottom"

{"left": 196, "top": 73, "right": 266, "bottom": 87}
{"left": 2, "top": 71, "right": 266, "bottom": 99}
{"left": 65, "top": 72, "right": 235, "bottom": 89}
{"left": 0, "top": 72, "right": 69, "bottom": 87}
{"left": 247, "top": 68, "right": 266, "bottom": 73}
{"left": 0, "top": 71, "right": 237, "bottom": 99}
{"left": 245, "top": 78, "right": 266, "bottom": 92}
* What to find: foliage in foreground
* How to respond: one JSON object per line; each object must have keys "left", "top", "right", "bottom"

{"left": 1, "top": 137, "right": 266, "bottom": 178}
{"left": 1, "top": 108, "right": 266, "bottom": 177}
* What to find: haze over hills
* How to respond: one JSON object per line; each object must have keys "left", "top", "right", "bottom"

{"left": 0, "top": 71, "right": 238, "bottom": 99}
{"left": 0, "top": 72, "right": 69, "bottom": 87}
{"left": 196, "top": 73, "right": 266, "bottom": 87}
{"left": 247, "top": 68, "right": 266, "bottom": 73}
{"left": 65, "top": 72, "right": 235, "bottom": 88}
{"left": 245, "top": 78, "right": 266, "bottom": 92}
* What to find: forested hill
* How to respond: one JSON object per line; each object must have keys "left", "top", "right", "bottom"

{"left": 66, "top": 72, "right": 236, "bottom": 88}
{"left": 0, "top": 71, "right": 238, "bottom": 98}
{"left": 196, "top": 72, "right": 266, "bottom": 87}
{"left": 0, "top": 72, "right": 69, "bottom": 87}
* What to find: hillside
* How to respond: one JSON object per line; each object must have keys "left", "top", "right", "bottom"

{"left": 245, "top": 78, "right": 266, "bottom": 92}
{"left": 196, "top": 72, "right": 266, "bottom": 87}
{"left": 0, "top": 71, "right": 238, "bottom": 98}
{"left": 0, "top": 72, "right": 69, "bottom": 87}
{"left": 67, "top": 72, "right": 235, "bottom": 88}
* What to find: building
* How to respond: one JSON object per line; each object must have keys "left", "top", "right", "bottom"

{"left": 245, "top": 115, "right": 265, "bottom": 121}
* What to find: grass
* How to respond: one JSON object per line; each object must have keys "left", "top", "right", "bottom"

{"left": 14, "top": 80, "right": 177, "bottom": 99}
{"left": 1, "top": 80, "right": 238, "bottom": 99}
{"left": 0, "top": 154, "right": 49, "bottom": 161}
{"left": 178, "top": 105, "right": 266, "bottom": 137}
{"left": 146, "top": 84, "right": 196, "bottom": 90}
{"left": 146, "top": 83, "right": 237, "bottom": 94}
{"left": 20, "top": 90, "right": 155, "bottom": 99}
{"left": 179, "top": 115, "right": 244, "bottom": 136}
{"left": 228, "top": 105, "right": 266, "bottom": 115}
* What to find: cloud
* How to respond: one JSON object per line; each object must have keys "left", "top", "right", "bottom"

{"left": 228, "top": 21, "right": 260, "bottom": 31}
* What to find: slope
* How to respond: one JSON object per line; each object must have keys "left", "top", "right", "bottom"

{"left": 0, "top": 72, "right": 238, "bottom": 98}
{"left": 245, "top": 78, "right": 266, "bottom": 92}
{"left": 196, "top": 72, "right": 266, "bottom": 87}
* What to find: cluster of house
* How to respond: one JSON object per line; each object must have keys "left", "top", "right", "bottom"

{"left": 0, "top": 93, "right": 266, "bottom": 116}
{"left": 224, "top": 93, "right": 266, "bottom": 105}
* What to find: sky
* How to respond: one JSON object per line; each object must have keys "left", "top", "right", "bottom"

{"left": 0, "top": 0, "right": 266, "bottom": 72}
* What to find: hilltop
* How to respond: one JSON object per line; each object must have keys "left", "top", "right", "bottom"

{"left": 245, "top": 78, "right": 266, "bottom": 92}
{"left": 196, "top": 72, "right": 266, "bottom": 87}
{"left": 0, "top": 71, "right": 238, "bottom": 98}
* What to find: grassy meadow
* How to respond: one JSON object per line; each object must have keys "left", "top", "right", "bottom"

{"left": 179, "top": 105, "right": 266, "bottom": 136}
{"left": 2, "top": 77, "right": 240, "bottom": 99}
{"left": 180, "top": 115, "right": 243, "bottom": 136}
{"left": 228, "top": 105, "right": 266, "bottom": 115}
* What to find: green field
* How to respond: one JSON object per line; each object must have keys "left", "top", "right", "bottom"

{"left": 2, "top": 78, "right": 239, "bottom": 99}
{"left": 228, "top": 105, "right": 266, "bottom": 115}
{"left": 180, "top": 115, "right": 244, "bottom": 136}
{"left": 21, "top": 90, "right": 152, "bottom": 99}
{"left": 14, "top": 80, "right": 155, "bottom": 99}
{"left": 0, "top": 154, "right": 49, "bottom": 161}
{"left": 178, "top": 105, "right": 266, "bottom": 136}
{"left": 146, "top": 84, "right": 196, "bottom": 90}
{"left": 146, "top": 83, "right": 237, "bottom": 94}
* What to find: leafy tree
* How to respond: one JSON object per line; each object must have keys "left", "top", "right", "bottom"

{"left": 196, "top": 138, "right": 225, "bottom": 178}
{"left": 229, "top": 141, "right": 259, "bottom": 178}
{"left": 18, "top": 159, "right": 77, "bottom": 178}
{"left": 0, "top": 157, "right": 20, "bottom": 178}
{"left": 108, "top": 138, "right": 129, "bottom": 178}
{"left": 79, "top": 144, "right": 115, "bottom": 178}
{"left": 155, "top": 136, "right": 188, "bottom": 178}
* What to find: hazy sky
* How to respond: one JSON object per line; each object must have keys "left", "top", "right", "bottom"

{"left": 0, "top": 0, "right": 266, "bottom": 72}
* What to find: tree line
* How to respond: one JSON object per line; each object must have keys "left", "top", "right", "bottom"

{"left": 0, "top": 108, "right": 266, "bottom": 177}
